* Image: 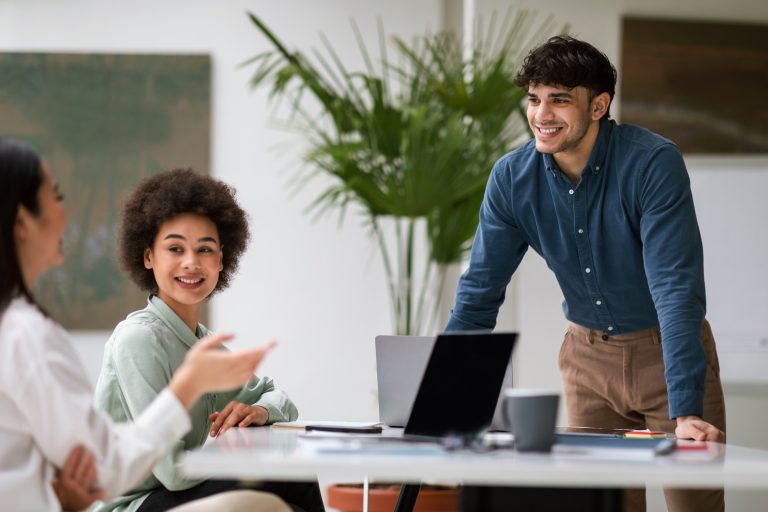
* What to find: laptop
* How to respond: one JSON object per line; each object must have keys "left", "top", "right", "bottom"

{"left": 375, "top": 335, "right": 436, "bottom": 427}
{"left": 375, "top": 332, "right": 517, "bottom": 439}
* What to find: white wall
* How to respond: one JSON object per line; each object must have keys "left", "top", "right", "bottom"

{"left": 0, "top": 0, "right": 442, "bottom": 421}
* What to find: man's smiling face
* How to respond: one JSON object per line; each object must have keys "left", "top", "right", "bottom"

{"left": 526, "top": 83, "right": 595, "bottom": 157}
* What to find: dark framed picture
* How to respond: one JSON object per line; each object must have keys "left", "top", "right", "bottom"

{"left": 620, "top": 17, "right": 768, "bottom": 154}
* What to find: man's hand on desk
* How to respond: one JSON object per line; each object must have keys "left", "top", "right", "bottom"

{"left": 675, "top": 416, "right": 725, "bottom": 443}
{"left": 209, "top": 401, "right": 270, "bottom": 437}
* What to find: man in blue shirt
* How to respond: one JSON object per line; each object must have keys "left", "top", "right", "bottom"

{"left": 446, "top": 36, "right": 725, "bottom": 512}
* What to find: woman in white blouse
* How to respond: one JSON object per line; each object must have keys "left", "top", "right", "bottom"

{"left": 0, "top": 138, "right": 290, "bottom": 512}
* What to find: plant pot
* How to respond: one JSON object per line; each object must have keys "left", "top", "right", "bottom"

{"left": 326, "top": 483, "right": 458, "bottom": 512}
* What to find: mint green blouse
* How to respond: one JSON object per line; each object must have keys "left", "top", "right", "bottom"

{"left": 92, "top": 296, "right": 298, "bottom": 511}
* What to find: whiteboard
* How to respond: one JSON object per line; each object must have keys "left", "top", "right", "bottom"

{"left": 688, "top": 156, "right": 768, "bottom": 382}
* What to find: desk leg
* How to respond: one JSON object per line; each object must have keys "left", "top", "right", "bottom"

{"left": 394, "top": 483, "right": 422, "bottom": 512}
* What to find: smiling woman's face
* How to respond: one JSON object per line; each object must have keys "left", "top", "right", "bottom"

{"left": 14, "top": 162, "right": 68, "bottom": 287}
{"left": 143, "top": 212, "right": 223, "bottom": 313}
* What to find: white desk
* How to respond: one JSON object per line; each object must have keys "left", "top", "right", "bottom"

{"left": 179, "top": 427, "right": 768, "bottom": 490}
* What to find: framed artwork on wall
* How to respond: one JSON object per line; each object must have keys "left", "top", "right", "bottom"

{"left": 0, "top": 53, "right": 211, "bottom": 329}
{"left": 620, "top": 17, "right": 768, "bottom": 154}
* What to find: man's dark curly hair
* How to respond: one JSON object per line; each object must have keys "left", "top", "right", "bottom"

{"left": 514, "top": 35, "right": 617, "bottom": 117}
{"left": 119, "top": 168, "right": 250, "bottom": 295}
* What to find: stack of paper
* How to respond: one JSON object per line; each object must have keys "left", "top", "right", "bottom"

{"left": 553, "top": 433, "right": 675, "bottom": 460}
{"left": 624, "top": 429, "right": 669, "bottom": 439}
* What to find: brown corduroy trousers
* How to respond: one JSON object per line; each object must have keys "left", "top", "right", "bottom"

{"left": 559, "top": 319, "right": 726, "bottom": 512}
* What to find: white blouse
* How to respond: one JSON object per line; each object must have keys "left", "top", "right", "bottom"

{"left": 0, "top": 298, "right": 191, "bottom": 511}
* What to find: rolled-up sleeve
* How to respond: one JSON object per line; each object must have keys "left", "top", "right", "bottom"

{"left": 215, "top": 375, "right": 298, "bottom": 423}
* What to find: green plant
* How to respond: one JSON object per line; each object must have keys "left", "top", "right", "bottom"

{"left": 246, "top": 10, "right": 563, "bottom": 334}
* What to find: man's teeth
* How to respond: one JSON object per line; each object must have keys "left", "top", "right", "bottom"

{"left": 177, "top": 277, "right": 202, "bottom": 284}
{"left": 540, "top": 127, "right": 560, "bottom": 134}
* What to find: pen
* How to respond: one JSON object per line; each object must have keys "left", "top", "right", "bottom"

{"left": 305, "top": 425, "right": 383, "bottom": 434}
{"left": 654, "top": 439, "right": 676, "bottom": 456}
{"left": 557, "top": 431, "right": 625, "bottom": 438}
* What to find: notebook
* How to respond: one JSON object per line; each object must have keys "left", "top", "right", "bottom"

{"left": 376, "top": 333, "right": 517, "bottom": 439}
{"left": 375, "top": 334, "right": 515, "bottom": 431}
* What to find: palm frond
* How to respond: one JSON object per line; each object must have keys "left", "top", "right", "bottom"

{"left": 246, "top": 10, "right": 565, "bottom": 334}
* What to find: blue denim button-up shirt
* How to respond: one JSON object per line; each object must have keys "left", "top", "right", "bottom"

{"left": 446, "top": 118, "right": 707, "bottom": 419}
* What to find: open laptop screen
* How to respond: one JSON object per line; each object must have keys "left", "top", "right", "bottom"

{"left": 404, "top": 332, "right": 517, "bottom": 440}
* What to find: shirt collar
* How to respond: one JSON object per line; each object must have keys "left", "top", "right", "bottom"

{"left": 542, "top": 117, "right": 614, "bottom": 179}
{"left": 146, "top": 294, "right": 207, "bottom": 349}
{"left": 588, "top": 117, "right": 613, "bottom": 176}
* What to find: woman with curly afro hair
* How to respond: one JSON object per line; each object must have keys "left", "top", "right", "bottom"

{"left": 117, "top": 168, "right": 250, "bottom": 302}
{"left": 94, "top": 169, "right": 324, "bottom": 512}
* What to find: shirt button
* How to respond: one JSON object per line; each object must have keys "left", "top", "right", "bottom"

{"left": 596, "top": 165, "right": 601, "bottom": 171}
{"left": 568, "top": 189, "right": 574, "bottom": 195}
{"left": 585, "top": 267, "right": 591, "bottom": 273}
{"left": 577, "top": 228, "right": 584, "bottom": 234}
{"left": 596, "top": 300, "right": 602, "bottom": 305}
{"left": 607, "top": 326, "right": 614, "bottom": 331}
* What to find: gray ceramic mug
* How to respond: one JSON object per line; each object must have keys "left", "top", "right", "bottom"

{"left": 503, "top": 389, "right": 560, "bottom": 452}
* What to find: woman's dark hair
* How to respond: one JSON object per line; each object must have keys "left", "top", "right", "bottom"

{"left": 0, "top": 138, "right": 45, "bottom": 314}
{"left": 119, "top": 168, "right": 250, "bottom": 295}
{"left": 514, "top": 35, "right": 617, "bottom": 117}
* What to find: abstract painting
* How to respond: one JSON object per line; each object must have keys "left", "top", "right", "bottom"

{"left": 620, "top": 17, "right": 768, "bottom": 153}
{"left": 0, "top": 53, "right": 210, "bottom": 328}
